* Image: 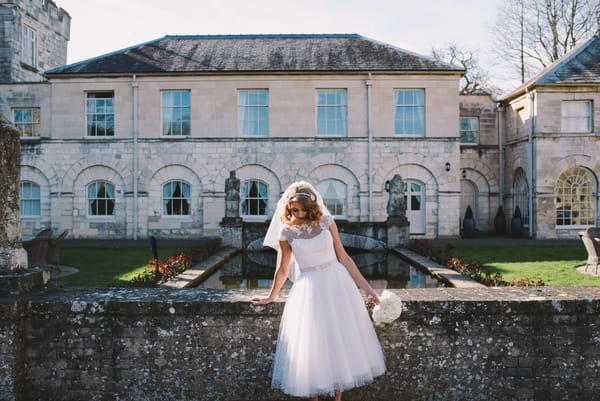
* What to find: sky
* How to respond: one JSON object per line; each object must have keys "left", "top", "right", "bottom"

{"left": 55, "top": 0, "right": 508, "bottom": 87}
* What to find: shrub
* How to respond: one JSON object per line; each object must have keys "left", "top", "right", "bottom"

{"left": 130, "top": 252, "right": 192, "bottom": 287}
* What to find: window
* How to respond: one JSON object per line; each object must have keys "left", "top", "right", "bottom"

{"left": 86, "top": 92, "right": 114, "bottom": 136}
{"left": 394, "top": 89, "right": 425, "bottom": 135}
{"left": 317, "top": 89, "right": 347, "bottom": 136}
{"left": 163, "top": 180, "right": 191, "bottom": 216}
{"left": 22, "top": 25, "right": 36, "bottom": 67}
{"left": 561, "top": 100, "right": 593, "bottom": 133}
{"left": 460, "top": 117, "right": 478, "bottom": 143}
{"left": 241, "top": 180, "right": 268, "bottom": 216}
{"left": 87, "top": 181, "right": 115, "bottom": 216}
{"left": 513, "top": 168, "right": 529, "bottom": 225}
{"left": 317, "top": 180, "right": 347, "bottom": 217}
{"left": 161, "top": 90, "right": 191, "bottom": 136}
{"left": 12, "top": 108, "right": 40, "bottom": 137}
{"left": 238, "top": 90, "right": 269, "bottom": 136}
{"left": 20, "top": 182, "right": 40, "bottom": 216}
{"left": 555, "top": 167, "right": 596, "bottom": 226}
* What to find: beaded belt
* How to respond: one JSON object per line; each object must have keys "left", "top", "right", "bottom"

{"left": 300, "top": 259, "right": 338, "bottom": 273}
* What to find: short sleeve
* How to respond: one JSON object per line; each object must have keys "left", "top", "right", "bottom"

{"left": 279, "top": 226, "right": 290, "bottom": 242}
{"left": 321, "top": 214, "right": 334, "bottom": 227}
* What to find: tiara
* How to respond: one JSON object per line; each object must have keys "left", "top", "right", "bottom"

{"left": 294, "top": 192, "right": 316, "bottom": 201}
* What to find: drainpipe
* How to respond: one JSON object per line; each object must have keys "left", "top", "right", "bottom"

{"left": 366, "top": 73, "right": 373, "bottom": 221}
{"left": 497, "top": 102, "right": 504, "bottom": 207}
{"left": 131, "top": 75, "right": 139, "bottom": 240}
{"left": 527, "top": 89, "right": 536, "bottom": 238}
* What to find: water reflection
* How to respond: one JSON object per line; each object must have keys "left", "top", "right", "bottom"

{"left": 197, "top": 251, "right": 443, "bottom": 290}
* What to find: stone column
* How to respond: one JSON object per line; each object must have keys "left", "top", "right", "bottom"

{"left": 0, "top": 114, "right": 28, "bottom": 272}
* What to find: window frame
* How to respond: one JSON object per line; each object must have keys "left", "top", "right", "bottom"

{"left": 316, "top": 89, "right": 348, "bottom": 137}
{"left": 561, "top": 100, "right": 593, "bottom": 133}
{"left": 20, "top": 181, "right": 41, "bottom": 217}
{"left": 161, "top": 90, "right": 191, "bottom": 137}
{"left": 394, "top": 89, "right": 425, "bottom": 136}
{"left": 240, "top": 180, "right": 269, "bottom": 219}
{"left": 87, "top": 180, "right": 115, "bottom": 217}
{"left": 12, "top": 107, "right": 41, "bottom": 137}
{"left": 316, "top": 179, "right": 347, "bottom": 218}
{"left": 513, "top": 168, "right": 529, "bottom": 226}
{"left": 555, "top": 167, "right": 596, "bottom": 227}
{"left": 22, "top": 25, "right": 36, "bottom": 67}
{"left": 162, "top": 180, "right": 191, "bottom": 217}
{"left": 238, "top": 89, "right": 269, "bottom": 137}
{"left": 460, "top": 117, "right": 479, "bottom": 144}
{"left": 86, "top": 92, "right": 115, "bottom": 137}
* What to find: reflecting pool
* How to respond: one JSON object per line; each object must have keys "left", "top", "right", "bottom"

{"left": 197, "top": 251, "right": 443, "bottom": 290}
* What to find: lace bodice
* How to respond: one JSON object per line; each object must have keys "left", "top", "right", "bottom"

{"left": 279, "top": 215, "right": 337, "bottom": 271}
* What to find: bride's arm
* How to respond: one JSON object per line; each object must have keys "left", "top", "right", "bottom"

{"left": 329, "top": 222, "right": 381, "bottom": 304}
{"left": 251, "top": 240, "right": 292, "bottom": 305}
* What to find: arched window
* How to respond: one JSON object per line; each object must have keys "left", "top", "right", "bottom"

{"left": 555, "top": 167, "right": 596, "bottom": 226}
{"left": 20, "top": 181, "right": 40, "bottom": 216}
{"left": 163, "top": 180, "right": 191, "bottom": 216}
{"left": 513, "top": 169, "right": 529, "bottom": 225}
{"left": 241, "top": 180, "right": 268, "bottom": 217}
{"left": 88, "top": 181, "right": 115, "bottom": 216}
{"left": 317, "top": 179, "right": 347, "bottom": 217}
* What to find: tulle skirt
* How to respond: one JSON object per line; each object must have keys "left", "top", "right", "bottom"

{"left": 271, "top": 262, "right": 386, "bottom": 397}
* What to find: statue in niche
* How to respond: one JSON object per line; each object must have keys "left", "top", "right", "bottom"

{"left": 385, "top": 174, "right": 406, "bottom": 218}
{"left": 224, "top": 170, "right": 241, "bottom": 218}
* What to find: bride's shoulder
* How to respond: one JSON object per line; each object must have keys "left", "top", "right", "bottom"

{"left": 320, "top": 214, "right": 334, "bottom": 227}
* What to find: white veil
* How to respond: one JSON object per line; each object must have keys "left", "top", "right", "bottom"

{"left": 263, "top": 181, "right": 331, "bottom": 281}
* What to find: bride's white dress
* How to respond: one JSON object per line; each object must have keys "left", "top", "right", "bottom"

{"left": 271, "top": 215, "right": 386, "bottom": 397}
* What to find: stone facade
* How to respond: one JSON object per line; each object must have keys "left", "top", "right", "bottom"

{"left": 0, "top": 0, "right": 70, "bottom": 84}
{"left": 1, "top": 286, "right": 600, "bottom": 401}
{"left": 18, "top": 72, "right": 462, "bottom": 240}
{"left": 502, "top": 86, "right": 600, "bottom": 239}
{"left": 459, "top": 94, "right": 501, "bottom": 233}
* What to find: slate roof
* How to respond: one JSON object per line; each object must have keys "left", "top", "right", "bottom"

{"left": 503, "top": 35, "right": 600, "bottom": 100}
{"left": 44, "top": 34, "right": 463, "bottom": 76}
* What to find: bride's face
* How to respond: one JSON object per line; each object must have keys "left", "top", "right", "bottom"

{"left": 289, "top": 202, "right": 308, "bottom": 223}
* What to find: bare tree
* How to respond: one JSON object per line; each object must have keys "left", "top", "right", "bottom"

{"left": 492, "top": 0, "right": 600, "bottom": 84}
{"left": 431, "top": 44, "right": 497, "bottom": 95}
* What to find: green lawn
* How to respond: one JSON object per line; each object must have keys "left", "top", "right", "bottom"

{"left": 58, "top": 244, "right": 191, "bottom": 287}
{"left": 449, "top": 244, "right": 600, "bottom": 286}
{"left": 58, "top": 243, "right": 600, "bottom": 288}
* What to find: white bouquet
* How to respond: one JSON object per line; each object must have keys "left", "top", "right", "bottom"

{"left": 371, "top": 290, "right": 402, "bottom": 325}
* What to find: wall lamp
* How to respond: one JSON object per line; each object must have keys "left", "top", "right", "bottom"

{"left": 445, "top": 162, "right": 451, "bottom": 172}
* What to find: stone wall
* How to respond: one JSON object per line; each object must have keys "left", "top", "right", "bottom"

{"left": 1, "top": 286, "right": 600, "bottom": 401}
{"left": 0, "top": 0, "right": 70, "bottom": 83}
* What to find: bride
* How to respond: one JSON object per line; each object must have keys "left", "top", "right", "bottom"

{"left": 252, "top": 181, "right": 386, "bottom": 401}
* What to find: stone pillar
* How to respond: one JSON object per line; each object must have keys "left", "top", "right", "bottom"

{"left": 387, "top": 217, "right": 410, "bottom": 249}
{"left": 0, "top": 114, "right": 28, "bottom": 273}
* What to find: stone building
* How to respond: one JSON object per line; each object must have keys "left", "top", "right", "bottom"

{"left": 0, "top": 0, "right": 70, "bottom": 84}
{"left": 5, "top": 1, "right": 599, "bottom": 241}
{"left": 22, "top": 34, "right": 464, "bottom": 239}
{"left": 500, "top": 35, "right": 600, "bottom": 239}
{"left": 459, "top": 93, "right": 500, "bottom": 233}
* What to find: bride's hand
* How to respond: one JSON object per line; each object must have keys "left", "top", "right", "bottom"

{"left": 365, "top": 289, "right": 381, "bottom": 305}
{"left": 251, "top": 296, "right": 275, "bottom": 305}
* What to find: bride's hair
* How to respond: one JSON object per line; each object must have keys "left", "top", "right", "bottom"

{"left": 281, "top": 185, "right": 323, "bottom": 224}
